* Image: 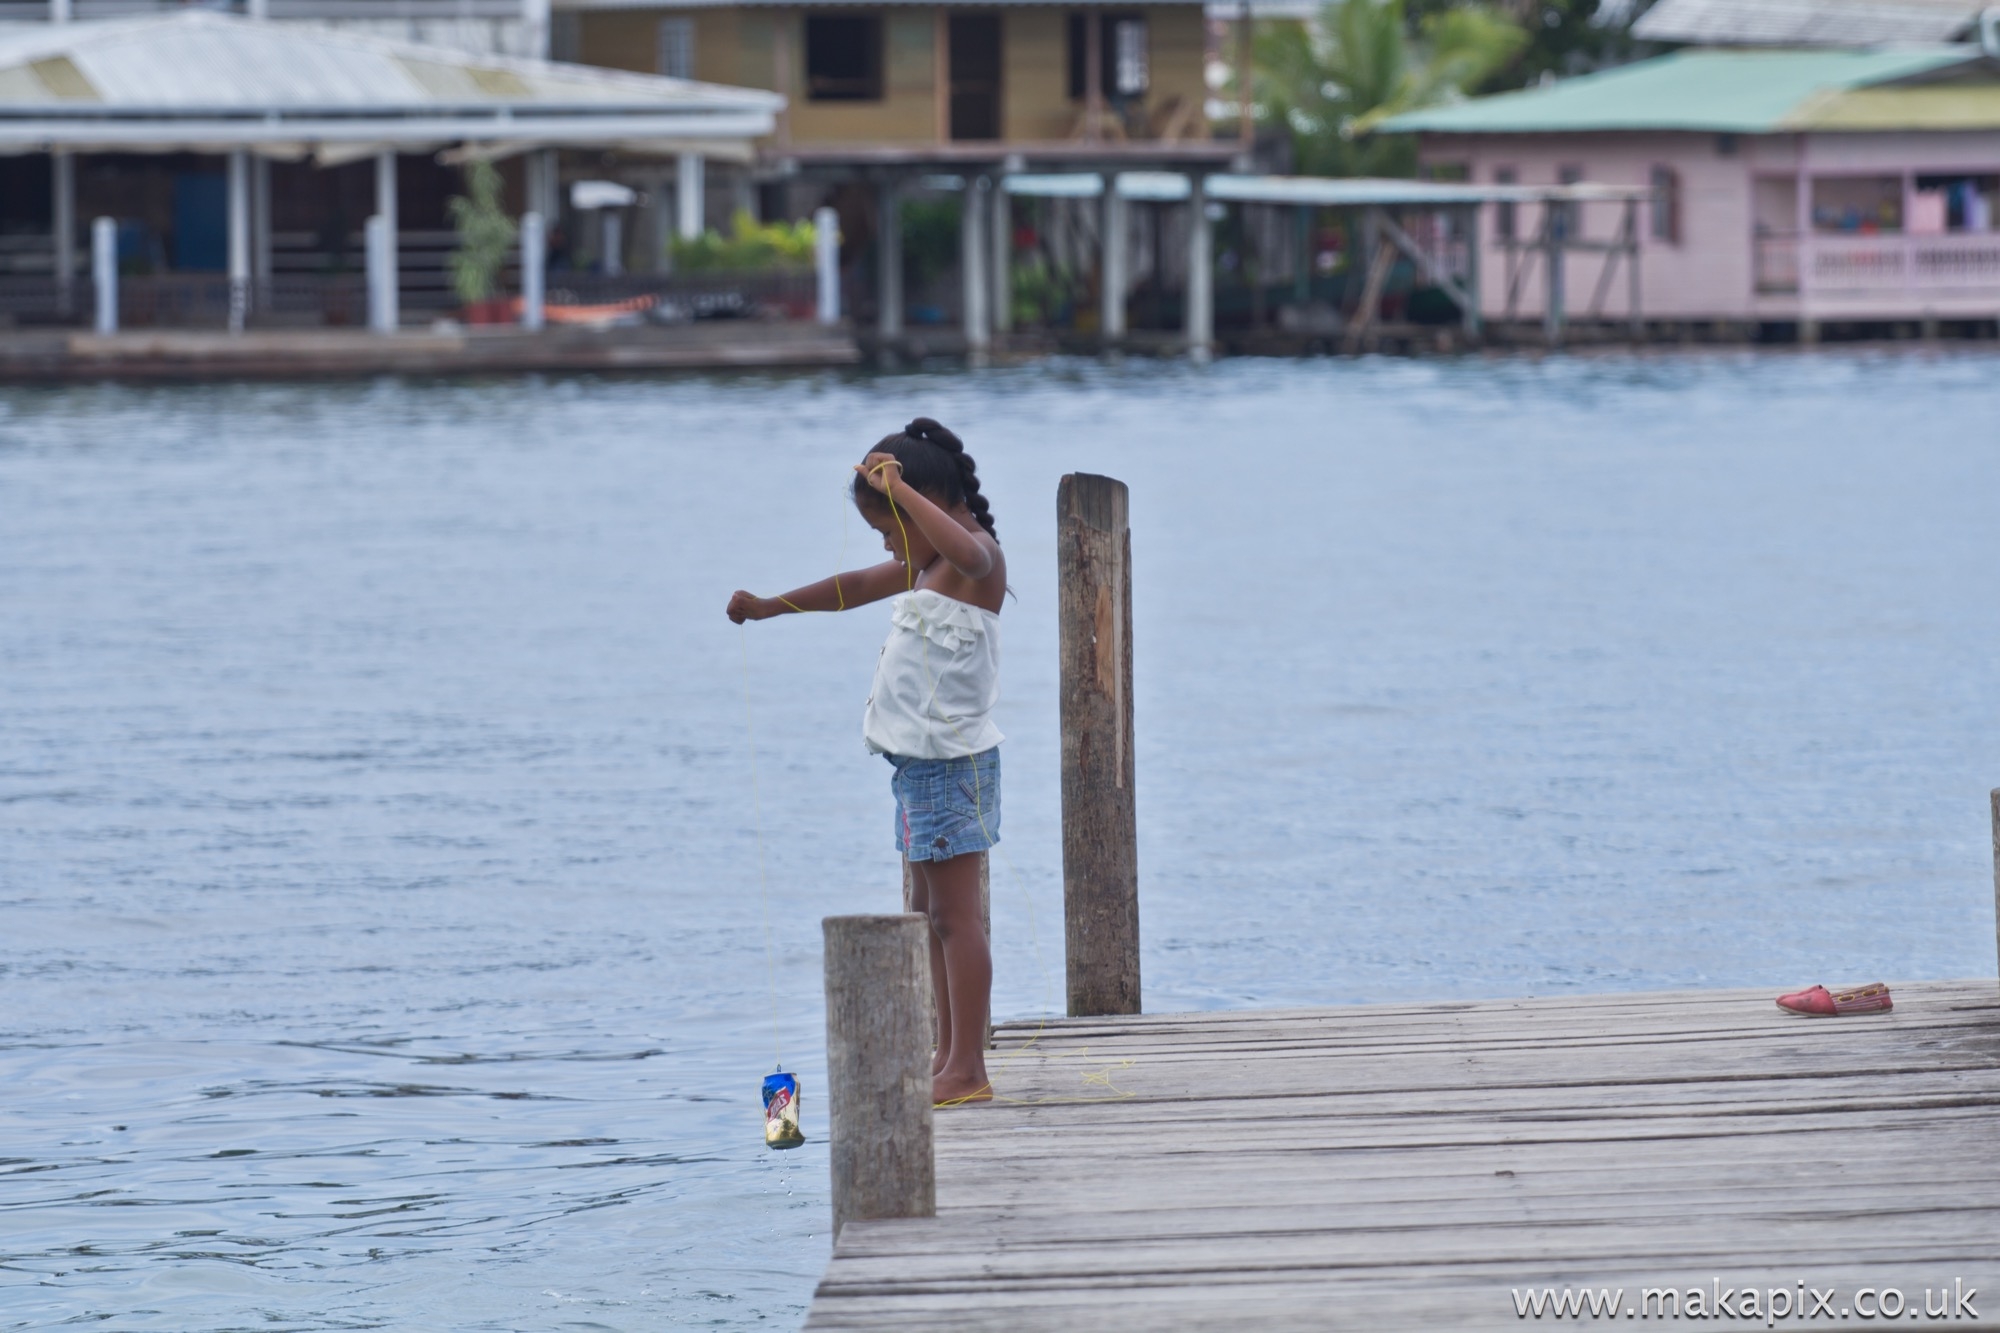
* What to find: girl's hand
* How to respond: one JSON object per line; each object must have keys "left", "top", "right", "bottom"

{"left": 856, "top": 453, "right": 902, "bottom": 495}
{"left": 726, "top": 590, "right": 780, "bottom": 623}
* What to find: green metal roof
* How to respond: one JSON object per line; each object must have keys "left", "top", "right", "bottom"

{"left": 1380, "top": 48, "right": 1982, "bottom": 135}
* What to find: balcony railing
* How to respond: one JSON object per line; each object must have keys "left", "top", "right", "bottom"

{"left": 1755, "top": 232, "right": 2000, "bottom": 298}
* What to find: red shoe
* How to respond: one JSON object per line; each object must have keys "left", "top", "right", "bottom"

{"left": 1776, "top": 982, "right": 1892, "bottom": 1017}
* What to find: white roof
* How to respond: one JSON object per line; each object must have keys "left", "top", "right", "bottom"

{"left": 0, "top": 11, "right": 781, "bottom": 157}
{"left": 1001, "top": 171, "right": 1651, "bottom": 204}
{"left": 1631, "top": 0, "right": 1977, "bottom": 45}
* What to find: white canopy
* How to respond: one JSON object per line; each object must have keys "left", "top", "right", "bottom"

{"left": 0, "top": 10, "right": 782, "bottom": 159}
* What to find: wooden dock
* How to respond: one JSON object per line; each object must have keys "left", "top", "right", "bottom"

{"left": 806, "top": 980, "right": 2000, "bottom": 1330}
{"left": 0, "top": 321, "right": 858, "bottom": 382}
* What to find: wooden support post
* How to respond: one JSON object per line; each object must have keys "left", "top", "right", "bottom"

{"left": 1100, "top": 174, "right": 1127, "bottom": 343}
{"left": 1342, "top": 238, "right": 1395, "bottom": 356}
{"left": 251, "top": 156, "right": 272, "bottom": 312}
{"left": 1991, "top": 789, "right": 1999, "bottom": 998}
{"left": 990, "top": 179, "right": 1012, "bottom": 336}
{"left": 226, "top": 149, "right": 250, "bottom": 334}
{"left": 878, "top": 179, "right": 903, "bottom": 341}
{"left": 962, "top": 176, "right": 989, "bottom": 358}
{"left": 823, "top": 913, "right": 935, "bottom": 1240}
{"left": 90, "top": 215, "right": 116, "bottom": 335}
{"left": 1058, "top": 473, "right": 1139, "bottom": 1017}
{"left": 52, "top": 149, "right": 73, "bottom": 316}
{"left": 1544, "top": 200, "right": 1565, "bottom": 347}
{"left": 1184, "top": 175, "right": 1213, "bottom": 362}
{"left": 1625, "top": 198, "right": 1642, "bottom": 339}
{"left": 1379, "top": 210, "right": 1475, "bottom": 333}
{"left": 677, "top": 151, "right": 704, "bottom": 241}
{"left": 520, "top": 211, "right": 546, "bottom": 331}
{"left": 1461, "top": 203, "right": 1482, "bottom": 341}
{"left": 1292, "top": 204, "right": 1311, "bottom": 304}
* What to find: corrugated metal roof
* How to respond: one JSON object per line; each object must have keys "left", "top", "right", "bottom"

{"left": 1380, "top": 47, "right": 1981, "bottom": 134}
{"left": 0, "top": 10, "right": 781, "bottom": 112}
{"left": 1800, "top": 80, "right": 2000, "bottom": 125}
{"left": 1632, "top": 0, "right": 1976, "bottom": 48}
{"left": 1001, "top": 170, "right": 1653, "bottom": 201}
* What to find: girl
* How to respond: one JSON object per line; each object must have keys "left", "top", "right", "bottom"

{"left": 727, "top": 418, "right": 1004, "bottom": 1108}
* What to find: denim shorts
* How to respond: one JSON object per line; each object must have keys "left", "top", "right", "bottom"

{"left": 888, "top": 747, "right": 1001, "bottom": 862}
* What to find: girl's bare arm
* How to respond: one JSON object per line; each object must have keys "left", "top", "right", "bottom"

{"left": 727, "top": 559, "right": 906, "bottom": 622}
{"left": 856, "top": 456, "right": 997, "bottom": 580}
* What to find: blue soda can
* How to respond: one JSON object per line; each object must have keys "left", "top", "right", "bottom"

{"left": 762, "top": 1069, "right": 805, "bottom": 1149}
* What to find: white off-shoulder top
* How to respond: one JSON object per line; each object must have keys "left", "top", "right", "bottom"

{"left": 862, "top": 588, "right": 1004, "bottom": 759}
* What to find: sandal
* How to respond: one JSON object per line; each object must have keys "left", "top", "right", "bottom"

{"left": 1775, "top": 982, "right": 1892, "bottom": 1017}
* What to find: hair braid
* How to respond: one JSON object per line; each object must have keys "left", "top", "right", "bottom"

{"left": 903, "top": 417, "right": 999, "bottom": 540}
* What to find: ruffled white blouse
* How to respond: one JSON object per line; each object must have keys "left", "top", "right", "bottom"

{"left": 863, "top": 589, "right": 1004, "bottom": 759}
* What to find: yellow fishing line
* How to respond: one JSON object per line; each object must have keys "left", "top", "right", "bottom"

{"left": 876, "top": 464, "right": 1132, "bottom": 1110}
{"left": 744, "top": 456, "right": 1136, "bottom": 1113}
{"left": 739, "top": 629, "right": 782, "bottom": 1073}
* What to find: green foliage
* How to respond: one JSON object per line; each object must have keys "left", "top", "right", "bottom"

{"left": 1248, "top": 0, "right": 1528, "bottom": 177}
{"left": 1409, "top": 0, "right": 1647, "bottom": 90}
{"left": 670, "top": 209, "right": 817, "bottom": 272}
{"left": 1009, "top": 253, "right": 1081, "bottom": 327}
{"left": 899, "top": 198, "right": 963, "bottom": 289}
{"left": 446, "top": 161, "right": 518, "bottom": 305}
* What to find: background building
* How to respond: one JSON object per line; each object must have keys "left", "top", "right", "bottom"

{"left": 1385, "top": 47, "right": 2000, "bottom": 335}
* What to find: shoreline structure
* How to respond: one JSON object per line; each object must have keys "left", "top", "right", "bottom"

{"left": 5, "top": 316, "right": 1995, "bottom": 382}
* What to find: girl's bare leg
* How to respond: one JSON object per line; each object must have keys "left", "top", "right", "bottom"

{"left": 905, "top": 859, "right": 952, "bottom": 1075}
{"left": 918, "top": 852, "right": 992, "bottom": 1106}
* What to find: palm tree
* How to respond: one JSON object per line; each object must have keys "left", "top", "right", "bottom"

{"left": 1247, "top": 0, "right": 1526, "bottom": 177}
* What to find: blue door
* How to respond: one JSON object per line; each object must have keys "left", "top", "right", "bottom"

{"left": 172, "top": 172, "right": 226, "bottom": 271}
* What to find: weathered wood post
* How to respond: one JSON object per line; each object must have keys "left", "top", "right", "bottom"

{"left": 822, "top": 914, "right": 934, "bottom": 1240}
{"left": 1057, "top": 474, "right": 1139, "bottom": 1016}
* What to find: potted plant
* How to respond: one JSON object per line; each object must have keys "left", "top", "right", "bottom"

{"left": 447, "top": 161, "right": 519, "bottom": 325}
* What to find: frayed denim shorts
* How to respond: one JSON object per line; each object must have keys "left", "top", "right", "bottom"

{"left": 887, "top": 747, "right": 1001, "bottom": 862}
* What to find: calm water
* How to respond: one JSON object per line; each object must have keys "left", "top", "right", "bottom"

{"left": 3, "top": 353, "right": 1998, "bottom": 1329}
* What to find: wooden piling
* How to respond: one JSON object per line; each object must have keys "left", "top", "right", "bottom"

{"left": 822, "top": 913, "right": 934, "bottom": 1240}
{"left": 1057, "top": 473, "right": 1139, "bottom": 1017}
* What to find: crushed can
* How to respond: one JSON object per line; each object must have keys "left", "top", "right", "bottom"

{"left": 762, "top": 1068, "right": 805, "bottom": 1150}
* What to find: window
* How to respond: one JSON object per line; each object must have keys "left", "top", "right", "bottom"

{"left": 1493, "top": 165, "right": 1517, "bottom": 240}
{"left": 1649, "top": 164, "right": 1680, "bottom": 243}
{"left": 1810, "top": 175, "right": 1902, "bottom": 234}
{"left": 656, "top": 17, "right": 695, "bottom": 80}
{"left": 806, "top": 13, "right": 882, "bottom": 102}
{"left": 1113, "top": 18, "right": 1147, "bottom": 97}
{"left": 1914, "top": 173, "right": 1999, "bottom": 234}
{"left": 1067, "top": 13, "right": 1147, "bottom": 100}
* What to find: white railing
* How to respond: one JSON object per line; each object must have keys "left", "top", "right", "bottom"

{"left": 1753, "top": 235, "right": 1798, "bottom": 293}
{"left": 1757, "top": 232, "right": 2000, "bottom": 298}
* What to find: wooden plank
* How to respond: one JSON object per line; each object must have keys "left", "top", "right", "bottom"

{"left": 806, "top": 980, "right": 2000, "bottom": 1330}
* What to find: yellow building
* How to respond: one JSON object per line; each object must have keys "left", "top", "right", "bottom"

{"left": 562, "top": 2, "right": 1213, "bottom": 149}
{"left": 548, "top": 0, "right": 1239, "bottom": 354}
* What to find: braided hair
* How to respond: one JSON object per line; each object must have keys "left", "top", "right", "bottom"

{"left": 852, "top": 417, "right": 998, "bottom": 541}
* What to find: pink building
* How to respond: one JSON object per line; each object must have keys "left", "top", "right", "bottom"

{"left": 1384, "top": 49, "right": 2000, "bottom": 334}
